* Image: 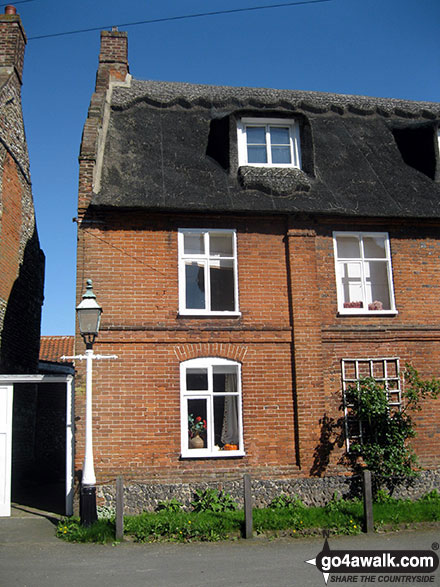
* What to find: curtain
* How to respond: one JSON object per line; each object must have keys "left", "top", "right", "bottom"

{"left": 221, "top": 373, "right": 239, "bottom": 445}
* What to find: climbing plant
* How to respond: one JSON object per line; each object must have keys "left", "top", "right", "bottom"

{"left": 345, "top": 363, "right": 440, "bottom": 495}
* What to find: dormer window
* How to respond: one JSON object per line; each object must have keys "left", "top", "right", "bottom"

{"left": 237, "top": 118, "right": 301, "bottom": 168}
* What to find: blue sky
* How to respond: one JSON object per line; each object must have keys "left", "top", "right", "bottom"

{"left": 13, "top": 0, "right": 440, "bottom": 335}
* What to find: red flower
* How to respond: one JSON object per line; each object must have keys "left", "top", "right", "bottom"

{"left": 195, "top": 416, "right": 202, "bottom": 422}
{"left": 203, "top": 419, "right": 207, "bottom": 428}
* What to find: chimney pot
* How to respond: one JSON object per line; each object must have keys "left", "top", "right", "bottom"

{"left": 5, "top": 5, "right": 17, "bottom": 15}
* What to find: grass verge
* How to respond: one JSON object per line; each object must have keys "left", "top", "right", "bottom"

{"left": 56, "top": 491, "right": 440, "bottom": 544}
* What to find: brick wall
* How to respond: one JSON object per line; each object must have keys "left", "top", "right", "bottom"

{"left": 75, "top": 211, "right": 300, "bottom": 484}
{"left": 75, "top": 209, "right": 440, "bottom": 486}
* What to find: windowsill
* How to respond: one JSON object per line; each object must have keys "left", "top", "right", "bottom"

{"left": 179, "top": 311, "right": 242, "bottom": 318}
{"left": 337, "top": 310, "right": 398, "bottom": 317}
{"left": 239, "top": 163, "right": 301, "bottom": 169}
{"left": 181, "top": 450, "right": 245, "bottom": 459}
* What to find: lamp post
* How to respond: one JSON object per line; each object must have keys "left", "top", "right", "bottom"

{"left": 76, "top": 279, "right": 102, "bottom": 526}
{"left": 62, "top": 280, "right": 117, "bottom": 526}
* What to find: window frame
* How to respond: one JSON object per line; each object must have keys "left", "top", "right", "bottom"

{"left": 178, "top": 229, "right": 240, "bottom": 317}
{"left": 341, "top": 357, "right": 401, "bottom": 451}
{"left": 237, "top": 117, "right": 302, "bottom": 168}
{"left": 333, "top": 231, "right": 397, "bottom": 316}
{"left": 180, "top": 357, "right": 245, "bottom": 458}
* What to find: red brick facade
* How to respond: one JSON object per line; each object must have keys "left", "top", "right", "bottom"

{"left": 74, "top": 30, "right": 440, "bottom": 491}
{"left": 75, "top": 210, "right": 440, "bottom": 484}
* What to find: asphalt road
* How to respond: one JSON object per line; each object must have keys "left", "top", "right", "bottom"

{"left": 0, "top": 513, "right": 439, "bottom": 587}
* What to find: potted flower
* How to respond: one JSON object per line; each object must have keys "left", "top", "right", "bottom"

{"left": 188, "top": 414, "right": 207, "bottom": 449}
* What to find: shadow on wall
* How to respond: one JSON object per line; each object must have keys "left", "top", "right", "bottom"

{"left": 0, "top": 227, "right": 45, "bottom": 374}
{"left": 310, "top": 412, "right": 346, "bottom": 477}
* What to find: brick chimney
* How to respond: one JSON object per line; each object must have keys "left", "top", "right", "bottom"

{"left": 78, "top": 28, "right": 130, "bottom": 215}
{"left": 95, "top": 27, "right": 129, "bottom": 93}
{"left": 0, "top": 5, "right": 26, "bottom": 85}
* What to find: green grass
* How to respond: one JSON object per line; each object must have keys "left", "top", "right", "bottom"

{"left": 56, "top": 491, "right": 440, "bottom": 544}
{"left": 57, "top": 517, "right": 116, "bottom": 544}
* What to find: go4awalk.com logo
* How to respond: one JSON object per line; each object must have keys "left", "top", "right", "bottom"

{"left": 305, "top": 538, "right": 439, "bottom": 584}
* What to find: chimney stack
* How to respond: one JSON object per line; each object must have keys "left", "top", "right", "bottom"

{"left": 0, "top": 5, "right": 26, "bottom": 85}
{"left": 95, "top": 28, "right": 129, "bottom": 93}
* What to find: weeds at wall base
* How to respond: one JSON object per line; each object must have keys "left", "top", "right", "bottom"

{"left": 56, "top": 490, "right": 440, "bottom": 544}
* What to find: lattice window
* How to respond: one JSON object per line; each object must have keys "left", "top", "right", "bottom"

{"left": 341, "top": 357, "right": 401, "bottom": 450}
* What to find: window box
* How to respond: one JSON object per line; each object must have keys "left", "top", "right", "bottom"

{"left": 178, "top": 229, "right": 240, "bottom": 316}
{"left": 237, "top": 117, "right": 301, "bottom": 168}
{"left": 333, "top": 232, "right": 397, "bottom": 315}
{"left": 180, "top": 358, "right": 244, "bottom": 458}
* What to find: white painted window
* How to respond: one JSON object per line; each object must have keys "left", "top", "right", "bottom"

{"left": 180, "top": 358, "right": 244, "bottom": 458}
{"left": 178, "top": 229, "right": 239, "bottom": 316}
{"left": 237, "top": 118, "right": 301, "bottom": 168}
{"left": 341, "top": 358, "right": 401, "bottom": 450}
{"left": 333, "top": 232, "right": 397, "bottom": 315}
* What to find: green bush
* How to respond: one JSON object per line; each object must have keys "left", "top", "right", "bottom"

{"left": 191, "top": 488, "right": 238, "bottom": 512}
{"left": 345, "top": 364, "right": 440, "bottom": 495}
{"left": 269, "top": 493, "right": 305, "bottom": 510}
{"left": 97, "top": 504, "right": 116, "bottom": 520}
{"left": 155, "top": 498, "right": 183, "bottom": 513}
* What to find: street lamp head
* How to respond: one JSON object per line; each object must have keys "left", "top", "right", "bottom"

{"left": 76, "top": 279, "right": 102, "bottom": 347}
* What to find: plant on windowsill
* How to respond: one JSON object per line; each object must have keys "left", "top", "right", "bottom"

{"left": 343, "top": 301, "right": 363, "bottom": 308}
{"left": 188, "top": 414, "right": 207, "bottom": 448}
{"left": 368, "top": 300, "right": 383, "bottom": 311}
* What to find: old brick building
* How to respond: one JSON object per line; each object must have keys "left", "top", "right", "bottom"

{"left": 75, "top": 29, "right": 440, "bottom": 509}
{"left": 0, "top": 6, "right": 44, "bottom": 374}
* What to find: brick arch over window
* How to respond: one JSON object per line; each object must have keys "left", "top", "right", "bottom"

{"left": 174, "top": 343, "right": 248, "bottom": 364}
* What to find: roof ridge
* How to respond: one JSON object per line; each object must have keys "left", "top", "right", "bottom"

{"left": 110, "top": 78, "right": 440, "bottom": 119}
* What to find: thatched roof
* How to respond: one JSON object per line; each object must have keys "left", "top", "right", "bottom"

{"left": 92, "top": 79, "right": 440, "bottom": 219}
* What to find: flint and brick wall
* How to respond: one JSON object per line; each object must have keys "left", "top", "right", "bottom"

{"left": 0, "top": 10, "right": 44, "bottom": 374}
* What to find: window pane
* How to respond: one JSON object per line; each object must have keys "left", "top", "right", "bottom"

{"left": 365, "top": 261, "right": 390, "bottom": 310}
{"left": 213, "top": 366, "right": 238, "bottom": 393}
{"left": 184, "top": 233, "right": 204, "bottom": 255}
{"left": 337, "top": 236, "right": 360, "bottom": 258}
{"left": 210, "top": 259, "right": 235, "bottom": 311}
{"left": 271, "top": 146, "right": 291, "bottom": 164}
{"left": 340, "top": 261, "right": 363, "bottom": 308}
{"left": 363, "top": 236, "right": 386, "bottom": 259}
{"left": 214, "top": 395, "right": 239, "bottom": 448}
{"left": 246, "top": 126, "right": 266, "bottom": 144}
{"left": 270, "top": 126, "right": 290, "bottom": 145}
{"left": 186, "top": 368, "right": 208, "bottom": 391}
{"left": 185, "top": 262, "right": 205, "bottom": 309}
{"left": 187, "top": 398, "right": 207, "bottom": 449}
{"left": 210, "top": 234, "right": 233, "bottom": 256}
{"left": 247, "top": 145, "right": 267, "bottom": 163}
